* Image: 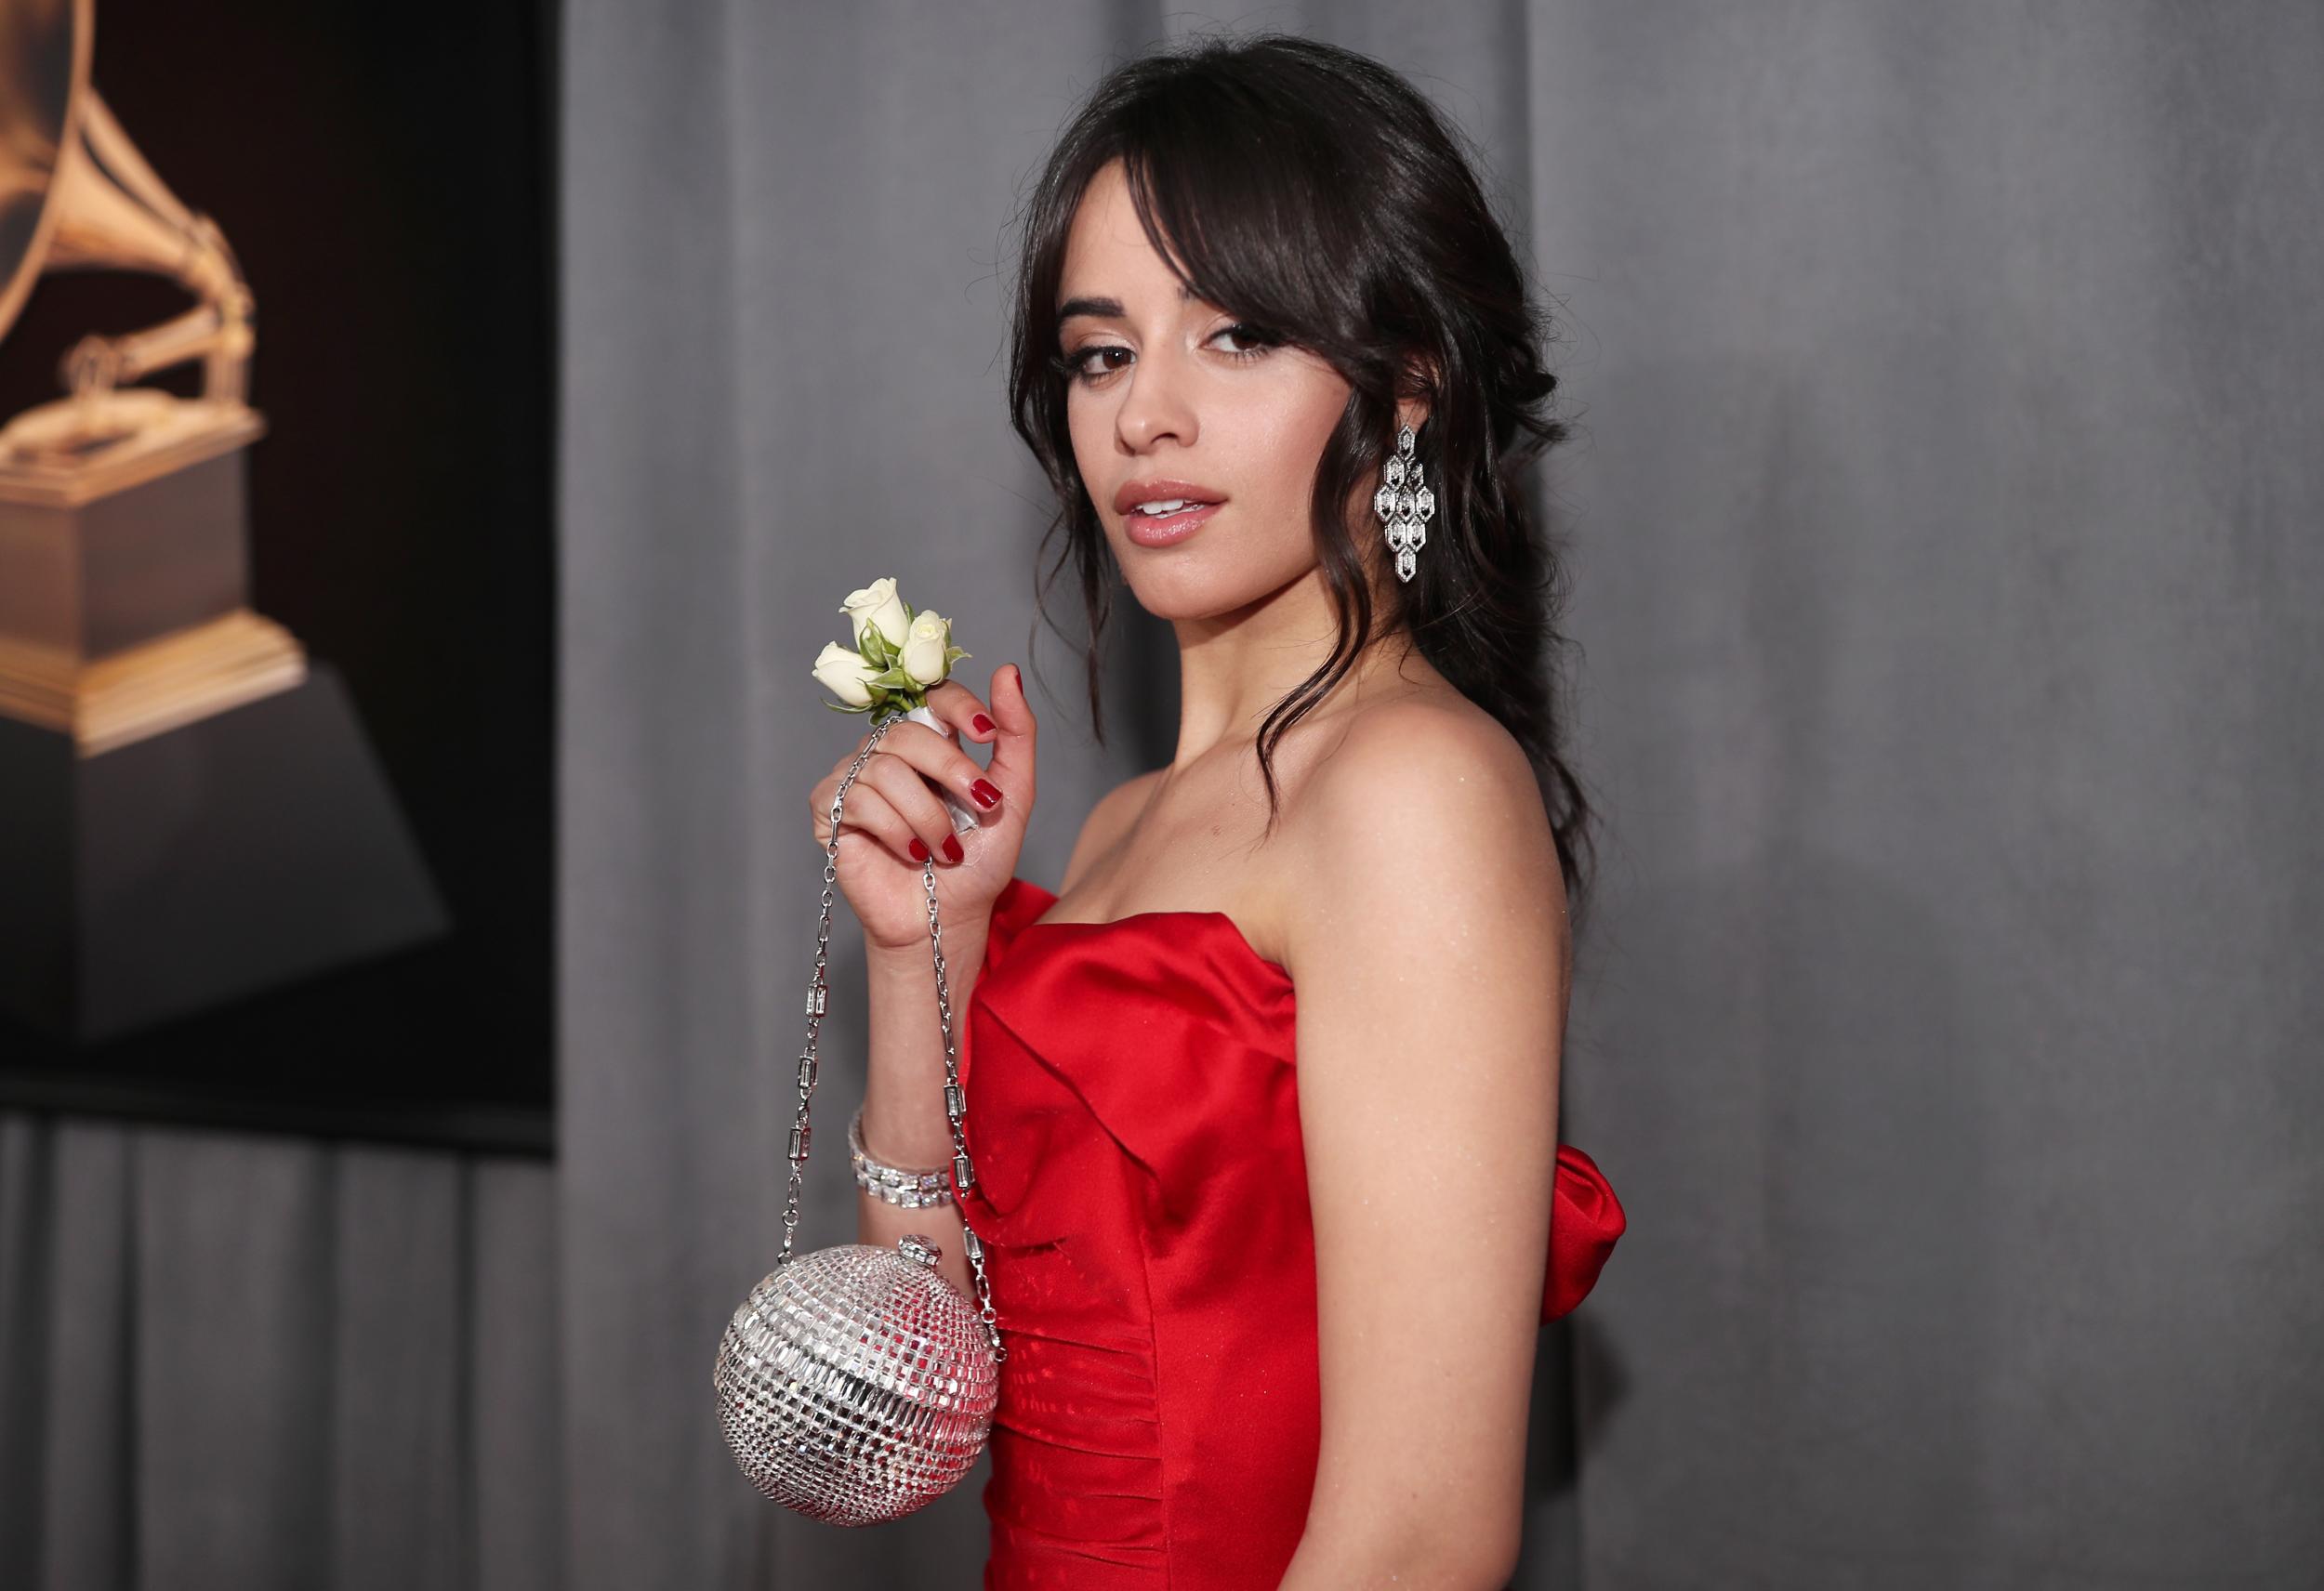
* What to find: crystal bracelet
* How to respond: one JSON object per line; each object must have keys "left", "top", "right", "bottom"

{"left": 849, "top": 1103, "right": 957, "bottom": 1208}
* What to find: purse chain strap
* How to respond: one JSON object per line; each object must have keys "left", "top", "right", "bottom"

{"left": 781, "top": 707, "right": 1006, "bottom": 1361}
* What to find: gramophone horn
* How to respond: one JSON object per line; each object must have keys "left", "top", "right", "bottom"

{"left": 46, "top": 90, "right": 246, "bottom": 311}
{"left": 0, "top": 0, "right": 89, "bottom": 344}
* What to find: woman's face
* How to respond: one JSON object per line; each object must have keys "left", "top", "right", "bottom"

{"left": 1056, "top": 158, "right": 1360, "bottom": 618}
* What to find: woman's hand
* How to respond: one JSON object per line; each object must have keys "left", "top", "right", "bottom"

{"left": 808, "top": 663, "right": 1037, "bottom": 954}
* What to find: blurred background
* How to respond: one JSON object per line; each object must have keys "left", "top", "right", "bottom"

{"left": 2, "top": 2, "right": 2318, "bottom": 1588}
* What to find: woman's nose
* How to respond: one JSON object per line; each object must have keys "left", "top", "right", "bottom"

{"left": 1115, "top": 350, "right": 1197, "bottom": 452}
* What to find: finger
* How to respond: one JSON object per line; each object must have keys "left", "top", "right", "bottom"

{"left": 980, "top": 663, "right": 1037, "bottom": 801}
{"left": 808, "top": 770, "right": 850, "bottom": 848}
{"left": 867, "top": 714, "right": 1008, "bottom": 822}
{"left": 925, "top": 677, "right": 998, "bottom": 743}
{"left": 812, "top": 766, "right": 937, "bottom": 867}
{"left": 860, "top": 749, "right": 970, "bottom": 864}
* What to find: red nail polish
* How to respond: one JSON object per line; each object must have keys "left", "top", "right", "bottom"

{"left": 908, "top": 837, "right": 930, "bottom": 862}
{"left": 971, "top": 778, "right": 1001, "bottom": 809}
{"left": 971, "top": 713, "right": 995, "bottom": 734}
{"left": 942, "top": 835, "right": 964, "bottom": 863}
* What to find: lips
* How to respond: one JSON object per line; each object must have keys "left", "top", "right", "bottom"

{"left": 1112, "top": 477, "right": 1225, "bottom": 517}
{"left": 1112, "top": 477, "right": 1226, "bottom": 549}
{"left": 1122, "top": 499, "right": 1222, "bottom": 547}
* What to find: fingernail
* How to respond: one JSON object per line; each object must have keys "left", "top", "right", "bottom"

{"left": 909, "top": 837, "right": 931, "bottom": 862}
{"left": 942, "top": 835, "right": 964, "bottom": 863}
{"left": 971, "top": 778, "right": 1001, "bottom": 809}
{"left": 971, "top": 713, "right": 995, "bottom": 735}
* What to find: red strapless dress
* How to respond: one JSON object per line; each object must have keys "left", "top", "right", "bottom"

{"left": 953, "top": 875, "right": 1625, "bottom": 1589}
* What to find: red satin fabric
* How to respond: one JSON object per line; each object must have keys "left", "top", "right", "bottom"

{"left": 955, "top": 875, "right": 1624, "bottom": 1588}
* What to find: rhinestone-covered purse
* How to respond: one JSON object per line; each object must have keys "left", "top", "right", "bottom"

{"left": 714, "top": 708, "right": 1006, "bottom": 1525}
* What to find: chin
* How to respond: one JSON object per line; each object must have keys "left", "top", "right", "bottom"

{"left": 1118, "top": 559, "right": 1306, "bottom": 625}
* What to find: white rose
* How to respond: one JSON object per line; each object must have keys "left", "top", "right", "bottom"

{"left": 812, "top": 641, "right": 882, "bottom": 706}
{"left": 899, "top": 611, "right": 955, "bottom": 687}
{"left": 839, "top": 577, "right": 910, "bottom": 652}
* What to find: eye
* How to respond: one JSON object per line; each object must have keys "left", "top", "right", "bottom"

{"left": 1061, "top": 343, "right": 1133, "bottom": 386}
{"left": 1208, "top": 321, "right": 1280, "bottom": 361}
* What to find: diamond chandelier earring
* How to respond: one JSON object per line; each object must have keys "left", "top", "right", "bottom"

{"left": 1373, "top": 422, "right": 1434, "bottom": 583}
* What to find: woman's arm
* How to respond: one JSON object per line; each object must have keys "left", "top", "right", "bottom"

{"left": 1274, "top": 704, "right": 1569, "bottom": 1591}
{"left": 856, "top": 922, "right": 992, "bottom": 1301}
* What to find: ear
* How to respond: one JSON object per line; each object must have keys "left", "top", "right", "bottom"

{"left": 1394, "top": 351, "right": 1440, "bottom": 441}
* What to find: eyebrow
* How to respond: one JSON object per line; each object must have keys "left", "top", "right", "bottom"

{"left": 1056, "top": 281, "right": 1197, "bottom": 326}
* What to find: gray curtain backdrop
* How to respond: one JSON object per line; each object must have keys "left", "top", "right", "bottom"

{"left": 0, "top": 1119, "right": 559, "bottom": 1589}
{"left": 4, "top": 3, "right": 2317, "bottom": 1588}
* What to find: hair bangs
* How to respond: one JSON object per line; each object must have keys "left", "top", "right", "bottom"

{"left": 1111, "top": 92, "right": 1370, "bottom": 361}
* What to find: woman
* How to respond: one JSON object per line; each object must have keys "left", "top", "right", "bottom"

{"left": 815, "top": 33, "right": 1624, "bottom": 1590}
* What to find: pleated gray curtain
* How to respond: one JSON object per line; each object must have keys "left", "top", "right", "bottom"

{"left": 7, "top": 3, "right": 2317, "bottom": 1589}
{"left": 1533, "top": 8, "right": 2324, "bottom": 1583}
{"left": 0, "top": 1117, "right": 559, "bottom": 1589}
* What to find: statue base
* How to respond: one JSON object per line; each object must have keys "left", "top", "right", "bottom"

{"left": 0, "top": 662, "right": 451, "bottom": 1044}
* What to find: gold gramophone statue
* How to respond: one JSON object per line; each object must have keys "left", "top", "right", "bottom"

{"left": 0, "top": 0, "right": 446, "bottom": 1044}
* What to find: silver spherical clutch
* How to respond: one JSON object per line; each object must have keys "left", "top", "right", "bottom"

{"left": 715, "top": 1233, "right": 1000, "bottom": 1525}
{"left": 717, "top": 708, "right": 1006, "bottom": 1524}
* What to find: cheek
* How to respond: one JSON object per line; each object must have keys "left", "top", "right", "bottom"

{"left": 1232, "top": 371, "right": 1349, "bottom": 527}
{"left": 1063, "top": 393, "right": 1106, "bottom": 484}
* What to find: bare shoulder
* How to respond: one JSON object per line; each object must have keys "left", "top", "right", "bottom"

{"left": 1060, "top": 767, "right": 1166, "bottom": 895}
{"left": 1281, "top": 696, "right": 1566, "bottom": 975}
{"left": 1295, "top": 695, "right": 1546, "bottom": 844}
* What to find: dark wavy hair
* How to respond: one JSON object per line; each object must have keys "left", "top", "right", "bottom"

{"left": 1006, "top": 32, "right": 1597, "bottom": 919}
